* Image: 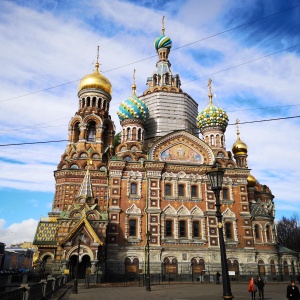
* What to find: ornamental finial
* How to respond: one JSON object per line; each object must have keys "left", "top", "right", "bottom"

{"left": 235, "top": 119, "right": 240, "bottom": 137}
{"left": 162, "top": 16, "right": 165, "bottom": 35}
{"left": 95, "top": 45, "right": 101, "bottom": 72}
{"left": 208, "top": 78, "right": 213, "bottom": 103}
{"left": 132, "top": 69, "right": 137, "bottom": 95}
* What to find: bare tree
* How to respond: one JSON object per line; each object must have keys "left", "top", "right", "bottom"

{"left": 276, "top": 214, "right": 300, "bottom": 252}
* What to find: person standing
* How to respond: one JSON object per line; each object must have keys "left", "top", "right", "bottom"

{"left": 256, "top": 276, "right": 265, "bottom": 300}
{"left": 216, "top": 271, "right": 220, "bottom": 284}
{"left": 248, "top": 276, "right": 257, "bottom": 300}
{"left": 286, "top": 280, "right": 300, "bottom": 300}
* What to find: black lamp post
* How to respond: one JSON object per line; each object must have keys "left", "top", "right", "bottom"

{"left": 72, "top": 232, "right": 84, "bottom": 294}
{"left": 146, "top": 230, "right": 152, "bottom": 291}
{"left": 206, "top": 163, "right": 234, "bottom": 299}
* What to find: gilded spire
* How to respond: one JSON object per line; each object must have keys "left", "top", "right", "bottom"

{"left": 162, "top": 16, "right": 165, "bottom": 35}
{"left": 235, "top": 118, "right": 240, "bottom": 138}
{"left": 208, "top": 78, "right": 213, "bottom": 104}
{"left": 95, "top": 45, "right": 100, "bottom": 72}
{"left": 132, "top": 68, "right": 136, "bottom": 95}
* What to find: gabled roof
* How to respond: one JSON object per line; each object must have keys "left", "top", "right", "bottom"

{"left": 59, "top": 216, "right": 103, "bottom": 246}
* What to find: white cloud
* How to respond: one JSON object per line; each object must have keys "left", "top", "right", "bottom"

{"left": 0, "top": 218, "right": 38, "bottom": 247}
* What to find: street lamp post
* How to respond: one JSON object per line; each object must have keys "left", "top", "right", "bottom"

{"left": 146, "top": 231, "right": 152, "bottom": 291}
{"left": 206, "top": 163, "right": 234, "bottom": 299}
{"left": 72, "top": 232, "right": 84, "bottom": 294}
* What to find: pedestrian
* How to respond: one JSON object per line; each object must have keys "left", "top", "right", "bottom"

{"left": 286, "top": 280, "right": 300, "bottom": 300}
{"left": 216, "top": 271, "right": 220, "bottom": 284}
{"left": 256, "top": 276, "right": 264, "bottom": 300}
{"left": 248, "top": 276, "right": 257, "bottom": 300}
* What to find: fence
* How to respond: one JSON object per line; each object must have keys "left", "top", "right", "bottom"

{"left": 0, "top": 275, "right": 69, "bottom": 300}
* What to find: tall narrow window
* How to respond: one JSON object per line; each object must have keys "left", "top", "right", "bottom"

{"left": 74, "top": 122, "right": 80, "bottom": 143}
{"left": 254, "top": 224, "right": 259, "bottom": 239}
{"left": 254, "top": 224, "right": 260, "bottom": 239}
{"left": 126, "top": 128, "right": 130, "bottom": 140}
{"left": 87, "top": 121, "right": 96, "bottom": 142}
{"left": 165, "top": 184, "right": 171, "bottom": 196}
{"left": 222, "top": 188, "right": 229, "bottom": 200}
{"left": 191, "top": 186, "right": 198, "bottom": 198}
{"left": 266, "top": 225, "right": 271, "bottom": 241}
{"left": 129, "top": 219, "right": 136, "bottom": 236}
{"left": 178, "top": 184, "right": 184, "bottom": 197}
{"left": 166, "top": 220, "right": 173, "bottom": 237}
{"left": 137, "top": 129, "right": 142, "bottom": 141}
{"left": 225, "top": 222, "right": 232, "bottom": 239}
{"left": 130, "top": 183, "right": 137, "bottom": 195}
{"left": 192, "top": 221, "right": 200, "bottom": 238}
{"left": 179, "top": 220, "right": 186, "bottom": 237}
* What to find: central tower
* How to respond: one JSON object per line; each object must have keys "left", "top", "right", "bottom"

{"left": 140, "top": 17, "right": 198, "bottom": 145}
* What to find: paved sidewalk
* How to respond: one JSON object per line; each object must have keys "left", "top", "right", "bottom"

{"left": 64, "top": 282, "right": 290, "bottom": 300}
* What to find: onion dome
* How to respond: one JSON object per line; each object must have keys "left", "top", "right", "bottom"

{"left": 154, "top": 35, "right": 172, "bottom": 51}
{"left": 117, "top": 83, "right": 149, "bottom": 122}
{"left": 196, "top": 79, "right": 228, "bottom": 132}
{"left": 247, "top": 174, "right": 257, "bottom": 187}
{"left": 78, "top": 62, "right": 112, "bottom": 95}
{"left": 232, "top": 135, "right": 248, "bottom": 155}
{"left": 232, "top": 119, "right": 248, "bottom": 155}
{"left": 154, "top": 16, "right": 172, "bottom": 51}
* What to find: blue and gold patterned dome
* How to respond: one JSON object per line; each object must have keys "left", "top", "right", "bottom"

{"left": 117, "top": 84, "right": 149, "bottom": 122}
{"left": 196, "top": 103, "right": 229, "bottom": 132}
{"left": 154, "top": 35, "right": 172, "bottom": 51}
{"left": 196, "top": 79, "right": 229, "bottom": 132}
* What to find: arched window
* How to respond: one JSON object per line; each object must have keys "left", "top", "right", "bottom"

{"left": 74, "top": 122, "right": 80, "bottom": 143}
{"left": 254, "top": 224, "right": 260, "bottom": 239}
{"left": 130, "top": 183, "right": 137, "bottom": 195}
{"left": 210, "top": 135, "right": 215, "bottom": 146}
{"left": 87, "top": 97, "right": 91, "bottom": 107}
{"left": 87, "top": 121, "right": 96, "bottom": 142}
{"left": 92, "top": 97, "right": 96, "bottom": 107}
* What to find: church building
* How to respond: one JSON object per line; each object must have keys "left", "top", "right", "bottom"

{"left": 33, "top": 21, "right": 299, "bottom": 281}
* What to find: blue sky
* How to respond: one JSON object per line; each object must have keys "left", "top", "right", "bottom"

{"left": 0, "top": 0, "right": 300, "bottom": 246}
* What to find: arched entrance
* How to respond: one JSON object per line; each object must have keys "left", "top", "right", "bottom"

{"left": 70, "top": 254, "right": 91, "bottom": 279}
{"left": 125, "top": 257, "right": 139, "bottom": 274}
{"left": 163, "top": 257, "right": 178, "bottom": 275}
{"left": 42, "top": 255, "right": 53, "bottom": 274}
{"left": 191, "top": 258, "right": 205, "bottom": 274}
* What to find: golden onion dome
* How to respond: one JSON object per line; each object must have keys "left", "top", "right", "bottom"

{"left": 78, "top": 62, "right": 112, "bottom": 94}
{"left": 247, "top": 174, "right": 257, "bottom": 187}
{"left": 232, "top": 136, "right": 248, "bottom": 155}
